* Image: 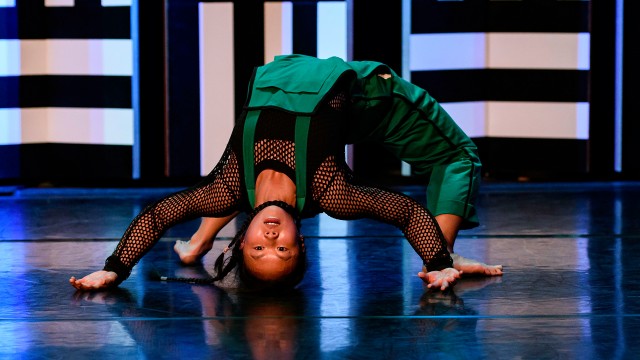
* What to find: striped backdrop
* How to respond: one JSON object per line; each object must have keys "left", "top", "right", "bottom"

{"left": 407, "top": 0, "right": 590, "bottom": 180}
{"left": 3, "top": 0, "right": 626, "bottom": 182}
{"left": 0, "top": 0, "right": 132, "bottom": 181}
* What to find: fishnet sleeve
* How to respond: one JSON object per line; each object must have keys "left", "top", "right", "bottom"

{"left": 315, "top": 161, "right": 453, "bottom": 272}
{"left": 104, "top": 147, "right": 242, "bottom": 282}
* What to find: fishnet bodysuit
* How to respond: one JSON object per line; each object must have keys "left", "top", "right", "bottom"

{"left": 104, "top": 90, "right": 452, "bottom": 281}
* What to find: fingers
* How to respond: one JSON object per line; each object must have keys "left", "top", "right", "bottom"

{"left": 70, "top": 277, "right": 86, "bottom": 290}
{"left": 426, "top": 279, "right": 449, "bottom": 291}
{"left": 418, "top": 269, "right": 461, "bottom": 291}
{"left": 69, "top": 275, "right": 103, "bottom": 291}
{"left": 70, "top": 277, "right": 88, "bottom": 290}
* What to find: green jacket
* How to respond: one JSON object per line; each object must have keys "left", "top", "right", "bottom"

{"left": 248, "top": 54, "right": 481, "bottom": 228}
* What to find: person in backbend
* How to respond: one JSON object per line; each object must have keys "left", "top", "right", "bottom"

{"left": 70, "top": 54, "right": 502, "bottom": 292}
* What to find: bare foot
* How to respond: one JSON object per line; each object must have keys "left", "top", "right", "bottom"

{"left": 69, "top": 270, "right": 118, "bottom": 291}
{"left": 174, "top": 238, "right": 212, "bottom": 265}
{"left": 451, "top": 253, "right": 503, "bottom": 276}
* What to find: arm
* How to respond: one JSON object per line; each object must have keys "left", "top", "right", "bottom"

{"left": 71, "top": 147, "right": 242, "bottom": 290}
{"left": 318, "top": 169, "right": 460, "bottom": 290}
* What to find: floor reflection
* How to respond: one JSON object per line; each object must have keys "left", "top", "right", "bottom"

{"left": 0, "top": 182, "right": 639, "bottom": 359}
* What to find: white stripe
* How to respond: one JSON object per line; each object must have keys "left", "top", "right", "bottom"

{"left": 488, "top": 33, "right": 590, "bottom": 70}
{"left": 45, "top": 0, "right": 74, "bottom": 6}
{"left": 410, "top": 33, "right": 487, "bottom": 71}
{"left": 441, "top": 101, "right": 589, "bottom": 139}
{"left": 0, "top": 108, "right": 21, "bottom": 145}
{"left": 264, "top": 2, "right": 293, "bottom": 63}
{"left": 486, "top": 101, "right": 589, "bottom": 139}
{"left": 199, "top": 2, "right": 235, "bottom": 176}
{"left": 0, "top": 40, "right": 20, "bottom": 75}
{"left": 0, "top": 108, "right": 133, "bottom": 145}
{"left": 0, "top": 39, "right": 132, "bottom": 76}
{"left": 0, "top": 0, "right": 15, "bottom": 7}
{"left": 101, "top": 0, "right": 131, "bottom": 6}
{"left": 410, "top": 32, "right": 589, "bottom": 71}
{"left": 317, "top": 1, "right": 347, "bottom": 60}
{"left": 440, "top": 102, "right": 487, "bottom": 138}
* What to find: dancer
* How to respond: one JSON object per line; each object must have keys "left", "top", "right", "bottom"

{"left": 71, "top": 54, "right": 501, "bottom": 292}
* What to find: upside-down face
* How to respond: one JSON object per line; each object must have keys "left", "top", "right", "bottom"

{"left": 241, "top": 205, "right": 301, "bottom": 281}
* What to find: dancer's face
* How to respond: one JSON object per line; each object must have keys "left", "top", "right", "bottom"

{"left": 241, "top": 205, "right": 301, "bottom": 281}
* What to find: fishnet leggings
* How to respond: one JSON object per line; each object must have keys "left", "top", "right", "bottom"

{"left": 105, "top": 146, "right": 243, "bottom": 279}
{"left": 105, "top": 92, "right": 452, "bottom": 280}
{"left": 312, "top": 157, "right": 452, "bottom": 271}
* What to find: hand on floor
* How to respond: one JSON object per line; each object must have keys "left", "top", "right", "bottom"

{"left": 69, "top": 270, "right": 118, "bottom": 291}
{"left": 418, "top": 267, "right": 461, "bottom": 291}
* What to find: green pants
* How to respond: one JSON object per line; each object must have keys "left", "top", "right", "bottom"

{"left": 349, "top": 73, "right": 482, "bottom": 229}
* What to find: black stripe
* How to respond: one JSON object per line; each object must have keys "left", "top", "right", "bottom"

{"left": 411, "top": 69, "right": 588, "bottom": 103}
{"left": 135, "top": 0, "right": 168, "bottom": 179}
{"left": 412, "top": 0, "right": 589, "bottom": 34}
{"left": 233, "top": 0, "right": 265, "bottom": 118}
{"left": 352, "top": 0, "right": 402, "bottom": 72}
{"left": 0, "top": 76, "right": 19, "bottom": 108}
{"left": 0, "top": 145, "right": 20, "bottom": 179}
{"left": 587, "top": 0, "right": 616, "bottom": 175}
{"left": 15, "top": 143, "right": 132, "bottom": 182}
{"left": 0, "top": 7, "right": 18, "bottom": 39}
{"left": 622, "top": 1, "right": 640, "bottom": 176}
{"left": 0, "top": 1, "right": 130, "bottom": 39}
{"left": 292, "top": 2, "right": 317, "bottom": 57}
{"left": 166, "top": 0, "right": 201, "bottom": 177}
{"left": 473, "top": 137, "right": 588, "bottom": 180}
{"left": 0, "top": 75, "right": 131, "bottom": 108}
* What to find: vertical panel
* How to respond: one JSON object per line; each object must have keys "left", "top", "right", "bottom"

{"left": 199, "top": 2, "right": 235, "bottom": 176}
{"left": 167, "top": 0, "right": 200, "bottom": 177}
{"left": 232, "top": 0, "right": 263, "bottom": 116}
{"left": 132, "top": 0, "right": 166, "bottom": 180}
{"left": 264, "top": 1, "right": 292, "bottom": 63}
{"left": 292, "top": 2, "right": 316, "bottom": 56}
{"left": 588, "top": 0, "right": 616, "bottom": 175}
{"left": 351, "top": 0, "right": 402, "bottom": 179}
{"left": 317, "top": 1, "right": 347, "bottom": 60}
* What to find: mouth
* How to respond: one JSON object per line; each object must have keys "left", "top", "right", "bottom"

{"left": 264, "top": 217, "right": 281, "bottom": 226}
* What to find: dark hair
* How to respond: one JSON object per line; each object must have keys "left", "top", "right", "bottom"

{"left": 211, "top": 200, "right": 307, "bottom": 291}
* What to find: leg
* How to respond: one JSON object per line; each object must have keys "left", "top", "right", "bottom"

{"left": 435, "top": 213, "right": 461, "bottom": 253}
{"left": 435, "top": 214, "right": 503, "bottom": 276}
{"left": 174, "top": 213, "right": 237, "bottom": 265}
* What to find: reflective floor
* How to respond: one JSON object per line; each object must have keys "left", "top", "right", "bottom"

{"left": 0, "top": 181, "right": 639, "bottom": 359}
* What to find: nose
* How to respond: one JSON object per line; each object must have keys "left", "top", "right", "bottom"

{"left": 264, "top": 230, "right": 279, "bottom": 239}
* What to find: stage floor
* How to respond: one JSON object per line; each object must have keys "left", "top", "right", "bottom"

{"left": 0, "top": 181, "right": 639, "bottom": 359}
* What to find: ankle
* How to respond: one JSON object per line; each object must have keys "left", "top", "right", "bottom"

{"left": 189, "top": 234, "right": 213, "bottom": 253}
